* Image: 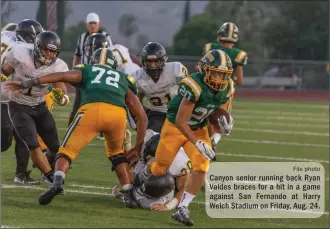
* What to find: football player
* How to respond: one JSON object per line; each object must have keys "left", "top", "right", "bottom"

{"left": 7, "top": 48, "right": 148, "bottom": 206}
{"left": 1, "top": 19, "right": 45, "bottom": 185}
{"left": 130, "top": 42, "right": 188, "bottom": 132}
{"left": 2, "top": 31, "right": 69, "bottom": 184}
{"left": 139, "top": 50, "right": 235, "bottom": 226}
{"left": 115, "top": 130, "right": 191, "bottom": 211}
{"left": 203, "top": 22, "right": 246, "bottom": 158}
{"left": 69, "top": 33, "right": 110, "bottom": 140}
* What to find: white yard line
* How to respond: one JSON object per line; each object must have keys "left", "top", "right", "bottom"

{"left": 233, "top": 127, "right": 329, "bottom": 137}
{"left": 234, "top": 101, "right": 328, "bottom": 109}
{"left": 235, "top": 120, "right": 329, "bottom": 129}
{"left": 216, "top": 152, "right": 329, "bottom": 163}
{"left": 2, "top": 183, "right": 328, "bottom": 216}
{"left": 234, "top": 115, "right": 328, "bottom": 123}
{"left": 115, "top": 132, "right": 329, "bottom": 148}
{"left": 233, "top": 109, "right": 329, "bottom": 117}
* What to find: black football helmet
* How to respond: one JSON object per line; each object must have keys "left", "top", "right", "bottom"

{"left": 84, "top": 33, "right": 109, "bottom": 63}
{"left": 16, "top": 19, "right": 43, "bottom": 43}
{"left": 33, "top": 31, "right": 61, "bottom": 66}
{"left": 142, "top": 173, "right": 175, "bottom": 199}
{"left": 1, "top": 23, "right": 17, "bottom": 32}
{"left": 140, "top": 42, "right": 168, "bottom": 82}
{"left": 217, "top": 22, "right": 239, "bottom": 44}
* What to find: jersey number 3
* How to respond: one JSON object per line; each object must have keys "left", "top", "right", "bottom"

{"left": 91, "top": 66, "right": 120, "bottom": 88}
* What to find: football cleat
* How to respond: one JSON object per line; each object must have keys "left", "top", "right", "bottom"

{"left": 96, "top": 132, "right": 105, "bottom": 140}
{"left": 172, "top": 206, "right": 194, "bottom": 226}
{"left": 39, "top": 187, "right": 64, "bottom": 205}
{"left": 14, "top": 170, "right": 41, "bottom": 185}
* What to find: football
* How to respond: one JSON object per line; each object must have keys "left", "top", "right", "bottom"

{"left": 208, "top": 108, "right": 231, "bottom": 133}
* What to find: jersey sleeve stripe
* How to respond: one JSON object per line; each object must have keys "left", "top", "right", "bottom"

{"left": 181, "top": 77, "right": 202, "bottom": 98}
{"left": 235, "top": 51, "right": 247, "bottom": 63}
{"left": 127, "top": 75, "right": 135, "bottom": 84}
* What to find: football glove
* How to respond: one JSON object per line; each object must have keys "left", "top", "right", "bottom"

{"left": 195, "top": 140, "right": 215, "bottom": 161}
{"left": 218, "top": 115, "right": 233, "bottom": 136}
{"left": 1, "top": 74, "right": 8, "bottom": 82}
{"left": 51, "top": 88, "right": 69, "bottom": 106}
{"left": 210, "top": 133, "right": 221, "bottom": 152}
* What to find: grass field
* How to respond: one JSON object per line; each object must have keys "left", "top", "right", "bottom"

{"left": 1, "top": 97, "right": 329, "bottom": 228}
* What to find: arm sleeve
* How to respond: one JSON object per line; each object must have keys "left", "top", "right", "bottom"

{"left": 177, "top": 77, "right": 202, "bottom": 103}
{"left": 5, "top": 46, "right": 20, "bottom": 68}
{"left": 234, "top": 50, "right": 248, "bottom": 66}
{"left": 126, "top": 74, "right": 138, "bottom": 94}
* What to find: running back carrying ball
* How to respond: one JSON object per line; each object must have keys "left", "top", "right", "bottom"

{"left": 208, "top": 108, "right": 233, "bottom": 135}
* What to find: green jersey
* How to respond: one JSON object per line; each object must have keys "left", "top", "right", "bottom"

{"left": 203, "top": 43, "right": 247, "bottom": 69}
{"left": 167, "top": 72, "right": 234, "bottom": 130}
{"left": 73, "top": 64, "right": 137, "bottom": 108}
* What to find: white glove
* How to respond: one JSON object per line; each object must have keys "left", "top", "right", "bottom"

{"left": 195, "top": 140, "right": 215, "bottom": 161}
{"left": 218, "top": 115, "right": 233, "bottom": 136}
{"left": 210, "top": 133, "right": 221, "bottom": 151}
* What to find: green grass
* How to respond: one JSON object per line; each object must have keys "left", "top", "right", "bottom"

{"left": 1, "top": 98, "right": 329, "bottom": 228}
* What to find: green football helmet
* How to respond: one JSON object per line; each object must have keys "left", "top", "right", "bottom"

{"left": 90, "top": 48, "right": 117, "bottom": 69}
{"left": 217, "top": 22, "right": 239, "bottom": 43}
{"left": 1, "top": 23, "right": 17, "bottom": 32}
{"left": 199, "top": 49, "right": 233, "bottom": 91}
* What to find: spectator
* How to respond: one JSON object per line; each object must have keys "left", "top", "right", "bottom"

{"left": 69, "top": 12, "right": 113, "bottom": 126}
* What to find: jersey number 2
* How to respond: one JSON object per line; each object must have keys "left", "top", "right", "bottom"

{"left": 91, "top": 66, "right": 120, "bottom": 88}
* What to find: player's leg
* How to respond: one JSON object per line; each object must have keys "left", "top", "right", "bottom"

{"left": 147, "top": 119, "right": 186, "bottom": 177}
{"left": 13, "top": 130, "right": 41, "bottom": 185}
{"left": 146, "top": 110, "right": 166, "bottom": 133}
{"left": 1, "top": 103, "right": 13, "bottom": 152}
{"left": 39, "top": 104, "right": 99, "bottom": 205}
{"left": 35, "top": 104, "right": 60, "bottom": 171}
{"left": 8, "top": 101, "right": 53, "bottom": 179}
{"left": 102, "top": 104, "right": 131, "bottom": 187}
{"left": 172, "top": 126, "right": 211, "bottom": 226}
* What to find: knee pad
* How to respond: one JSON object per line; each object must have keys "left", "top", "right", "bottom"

{"left": 150, "top": 161, "right": 167, "bottom": 176}
{"left": 109, "top": 153, "right": 128, "bottom": 171}
{"left": 55, "top": 153, "right": 72, "bottom": 165}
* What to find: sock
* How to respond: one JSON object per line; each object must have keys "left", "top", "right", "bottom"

{"left": 122, "top": 184, "right": 133, "bottom": 191}
{"left": 178, "top": 191, "right": 195, "bottom": 208}
{"left": 52, "top": 171, "right": 65, "bottom": 188}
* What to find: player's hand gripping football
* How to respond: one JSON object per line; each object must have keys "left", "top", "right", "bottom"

{"left": 218, "top": 115, "right": 233, "bottom": 136}
{"left": 195, "top": 140, "right": 215, "bottom": 161}
{"left": 51, "top": 88, "right": 69, "bottom": 106}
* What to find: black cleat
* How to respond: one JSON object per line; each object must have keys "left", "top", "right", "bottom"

{"left": 172, "top": 206, "right": 194, "bottom": 226}
{"left": 39, "top": 187, "right": 64, "bottom": 205}
{"left": 14, "top": 170, "right": 41, "bottom": 185}
{"left": 119, "top": 189, "right": 138, "bottom": 209}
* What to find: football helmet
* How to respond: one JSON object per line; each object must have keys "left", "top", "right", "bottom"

{"left": 198, "top": 49, "right": 233, "bottom": 91}
{"left": 1, "top": 23, "right": 17, "bottom": 32}
{"left": 84, "top": 33, "right": 109, "bottom": 63}
{"left": 90, "top": 48, "right": 117, "bottom": 69}
{"left": 143, "top": 133, "right": 160, "bottom": 163}
{"left": 33, "top": 31, "right": 61, "bottom": 66}
{"left": 140, "top": 42, "right": 168, "bottom": 82}
{"left": 16, "top": 19, "right": 43, "bottom": 43}
{"left": 217, "top": 22, "right": 239, "bottom": 44}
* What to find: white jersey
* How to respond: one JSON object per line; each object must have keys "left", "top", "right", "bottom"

{"left": 110, "top": 44, "right": 140, "bottom": 75}
{"left": 131, "top": 62, "right": 187, "bottom": 113}
{"left": 6, "top": 43, "right": 69, "bottom": 106}
{"left": 133, "top": 130, "right": 191, "bottom": 209}
{"left": 1, "top": 31, "right": 22, "bottom": 103}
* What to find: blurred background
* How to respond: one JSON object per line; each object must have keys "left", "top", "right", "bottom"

{"left": 1, "top": 0, "right": 329, "bottom": 91}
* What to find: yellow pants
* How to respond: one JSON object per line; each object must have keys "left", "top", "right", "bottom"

{"left": 59, "top": 102, "right": 127, "bottom": 161}
{"left": 151, "top": 119, "right": 211, "bottom": 176}
{"left": 38, "top": 92, "right": 54, "bottom": 151}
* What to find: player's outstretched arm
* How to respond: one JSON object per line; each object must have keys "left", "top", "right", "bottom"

{"left": 234, "top": 66, "right": 244, "bottom": 85}
{"left": 6, "top": 70, "right": 83, "bottom": 91}
{"left": 175, "top": 98, "right": 199, "bottom": 144}
{"left": 125, "top": 88, "right": 148, "bottom": 166}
